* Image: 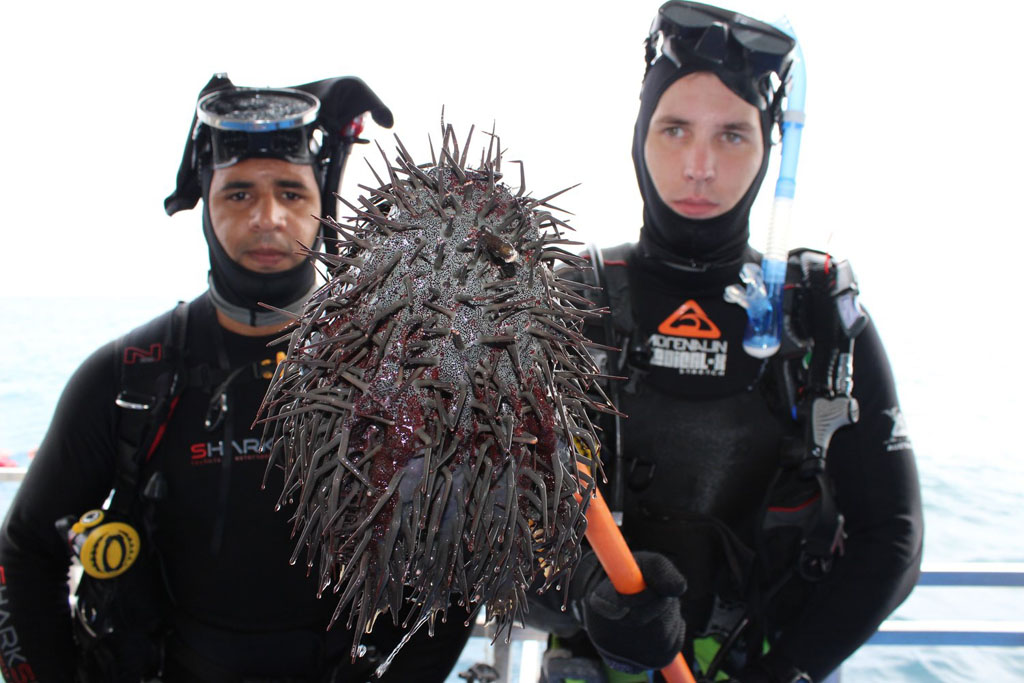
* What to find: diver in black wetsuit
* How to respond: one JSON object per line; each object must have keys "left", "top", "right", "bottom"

{"left": 529, "top": 3, "right": 924, "bottom": 682}
{"left": 0, "top": 75, "right": 473, "bottom": 682}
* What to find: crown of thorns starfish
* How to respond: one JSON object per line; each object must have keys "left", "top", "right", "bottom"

{"left": 258, "top": 119, "right": 619, "bottom": 673}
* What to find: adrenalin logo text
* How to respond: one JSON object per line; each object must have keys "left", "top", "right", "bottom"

{"left": 649, "top": 336, "right": 729, "bottom": 376}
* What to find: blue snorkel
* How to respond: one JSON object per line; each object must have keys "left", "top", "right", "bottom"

{"left": 724, "top": 18, "right": 805, "bottom": 358}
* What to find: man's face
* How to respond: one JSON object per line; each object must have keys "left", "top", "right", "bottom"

{"left": 643, "top": 72, "right": 764, "bottom": 220}
{"left": 208, "top": 158, "right": 321, "bottom": 273}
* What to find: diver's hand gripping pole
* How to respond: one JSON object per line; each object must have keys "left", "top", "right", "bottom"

{"left": 576, "top": 463, "right": 697, "bottom": 683}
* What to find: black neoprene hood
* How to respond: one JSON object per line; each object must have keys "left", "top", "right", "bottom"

{"left": 634, "top": 1, "right": 794, "bottom": 265}
{"left": 162, "top": 73, "right": 394, "bottom": 326}
{"left": 646, "top": 1, "right": 795, "bottom": 116}
{"left": 633, "top": 59, "right": 772, "bottom": 265}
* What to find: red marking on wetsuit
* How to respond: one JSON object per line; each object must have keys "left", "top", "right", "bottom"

{"left": 657, "top": 300, "right": 721, "bottom": 339}
{"left": 579, "top": 255, "right": 627, "bottom": 266}
{"left": 343, "top": 115, "right": 365, "bottom": 139}
{"left": 0, "top": 574, "right": 38, "bottom": 681}
{"left": 145, "top": 396, "right": 181, "bottom": 463}
{"left": 123, "top": 344, "right": 162, "bottom": 365}
{"left": 768, "top": 493, "right": 821, "bottom": 513}
{"left": 0, "top": 662, "right": 37, "bottom": 683}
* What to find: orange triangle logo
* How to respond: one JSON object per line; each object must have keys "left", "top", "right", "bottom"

{"left": 657, "top": 300, "right": 721, "bottom": 338}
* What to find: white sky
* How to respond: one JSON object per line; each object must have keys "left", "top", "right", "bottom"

{"left": 4, "top": 0, "right": 1021, "bottom": 304}
{"left": 3, "top": 1, "right": 1024, "bottom": 414}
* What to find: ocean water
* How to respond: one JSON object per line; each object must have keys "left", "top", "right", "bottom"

{"left": 1, "top": 295, "right": 1022, "bottom": 682}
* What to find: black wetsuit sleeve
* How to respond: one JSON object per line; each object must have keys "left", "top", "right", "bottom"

{"left": 763, "top": 319, "right": 924, "bottom": 680}
{"left": 0, "top": 343, "right": 120, "bottom": 682}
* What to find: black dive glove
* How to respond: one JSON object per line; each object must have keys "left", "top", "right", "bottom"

{"left": 574, "top": 550, "right": 687, "bottom": 673}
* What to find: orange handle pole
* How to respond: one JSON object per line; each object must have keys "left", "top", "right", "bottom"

{"left": 576, "top": 464, "right": 697, "bottom": 683}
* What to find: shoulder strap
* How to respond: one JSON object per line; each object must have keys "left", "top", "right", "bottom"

{"left": 583, "top": 243, "right": 637, "bottom": 516}
{"left": 585, "top": 242, "right": 636, "bottom": 348}
{"left": 109, "top": 301, "right": 190, "bottom": 514}
{"left": 782, "top": 249, "right": 868, "bottom": 347}
{"left": 775, "top": 248, "right": 869, "bottom": 579}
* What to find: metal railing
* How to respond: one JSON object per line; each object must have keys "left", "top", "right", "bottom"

{"left": 467, "top": 563, "right": 1024, "bottom": 681}
{"left": 1, "top": 467, "right": 1019, "bottom": 678}
{"left": 0, "top": 466, "right": 27, "bottom": 482}
{"left": 867, "top": 563, "right": 1024, "bottom": 647}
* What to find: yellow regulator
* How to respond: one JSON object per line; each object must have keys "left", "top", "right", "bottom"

{"left": 67, "top": 509, "right": 142, "bottom": 579}
{"left": 573, "top": 435, "right": 596, "bottom": 461}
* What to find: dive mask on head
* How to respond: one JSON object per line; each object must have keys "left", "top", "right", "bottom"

{"left": 161, "top": 74, "right": 394, "bottom": 327}
{"left": 165, "top": 73, "right": 393, "bottom": 222}
{"left": 646, "top": 1, "right": 795, "bottom": 119}
{"left": 197, "top": 87, "right": 321, "bottom": 168}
